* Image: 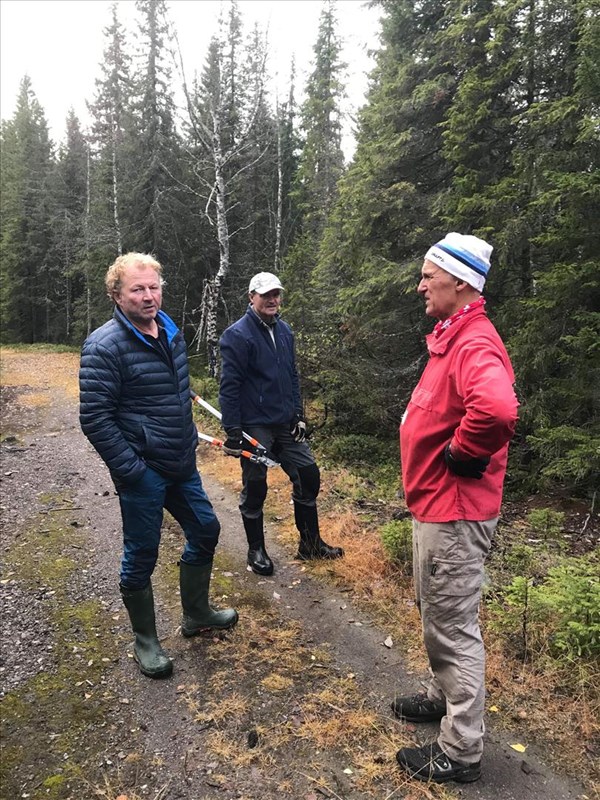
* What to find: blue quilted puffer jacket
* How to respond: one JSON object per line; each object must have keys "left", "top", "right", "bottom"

{"left": 79, "top": 307, "right": 198, "bottom": 485}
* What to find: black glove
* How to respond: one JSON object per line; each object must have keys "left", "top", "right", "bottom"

{"left": 444, "top": 443, "right": 490, "bottom": 480}
{"left": 223, "top": 427, "right": 244, "bottom": 456}
{"left": 290, "top": 414, "right": 307, "bottom": 443}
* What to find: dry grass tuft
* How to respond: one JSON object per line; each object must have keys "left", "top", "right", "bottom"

{"left": 261, "top": 672, "right": 295, "bottom": 692}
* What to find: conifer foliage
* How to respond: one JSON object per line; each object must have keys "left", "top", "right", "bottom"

{"left": 0, "top": 0, "right": 598, "bottom": 495}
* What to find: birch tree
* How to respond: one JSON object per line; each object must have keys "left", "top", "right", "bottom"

{"left": 182, "top": 4, "right": 268, "bottom": 373}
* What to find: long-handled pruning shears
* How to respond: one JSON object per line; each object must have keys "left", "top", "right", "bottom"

{"left": 190, "top": 390, "right": 280, "bottom": 468}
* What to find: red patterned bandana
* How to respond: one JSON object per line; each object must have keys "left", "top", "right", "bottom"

{"left": 433, "top": 296, "right": 486, "bottom": 338}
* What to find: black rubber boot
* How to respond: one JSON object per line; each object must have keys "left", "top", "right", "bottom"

{"left": 179, "top": 561, "right": 239, "bottom": 637}
{"left": 120, "top": 583, "right": 173, "bottom": 679}
{"left": 294, "top": 503, "right": 344, "bottom": 561}
{"left": 243, "top": 513, "right": 274, "bottom": 575}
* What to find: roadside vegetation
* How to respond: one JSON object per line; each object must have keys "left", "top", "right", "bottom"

{"left": 192, "top": 370, "right": 599, "bottom": 794}
{"left": 2, "top": 345, "right": 599, "bottom": 800}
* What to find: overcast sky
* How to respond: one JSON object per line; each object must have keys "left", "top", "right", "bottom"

{"left": 0, "top": 0, "right": 382, "bottom": 159}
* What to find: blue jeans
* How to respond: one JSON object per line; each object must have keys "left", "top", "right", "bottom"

{"left": 117, "top": 466, "right": 220, "bottom": 589}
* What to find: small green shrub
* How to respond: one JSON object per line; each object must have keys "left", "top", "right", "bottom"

{"left": 535, "top": 554, "right": 600, "bottom": 659}
{"left": 504, "top": 542, "right": 537, "bottom": 575}
{"left": 488, "top": 551, "right": 600, "bottom": 670}
{"left": 380, "top": 519, "right": 413, "bottom": 571}
{"left": 526, "top": 507, "right": 565, "bottom": 542}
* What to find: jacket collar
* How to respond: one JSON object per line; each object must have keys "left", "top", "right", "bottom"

{"left": 426, "top": 304, "right": 487, "bottom": 356}
{"left": 246, "top": 304, "right": 280, "bottom": 331}
{"left": 113, "top": 306, "right": 179, "bottom": 346}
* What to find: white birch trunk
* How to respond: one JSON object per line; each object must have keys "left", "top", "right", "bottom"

{"left": 274, "top": 101, "right": 283, "bottom": 272}
{"left": 204, "top": 112, "right": 230, "bottom": 376}
{"left": 64, "top": 209, "right": 71, "bottom": 339}
{"left": 110, "top": 113, "right": 123, "bottom": 256}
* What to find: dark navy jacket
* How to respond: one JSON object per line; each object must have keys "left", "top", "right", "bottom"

{"left": 219, "top": 306, "right": 302, "bottom": 429}
{"left": 79, "top": 307, "right": 198, "bottom": 485}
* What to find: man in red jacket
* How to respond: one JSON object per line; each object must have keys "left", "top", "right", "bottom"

{"left": 394, "top": 233, "right": 519, "bottom": 784}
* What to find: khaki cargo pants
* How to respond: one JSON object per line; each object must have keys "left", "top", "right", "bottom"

{"left": 412, "top": 517, "right": 498, "bottom": 764}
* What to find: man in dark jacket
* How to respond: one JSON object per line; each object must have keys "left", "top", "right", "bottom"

{"left": 79, "top": 252, "right": 237, "bottom": 679}
{"left": 219, "top": 271, "right": 344, "bottom": 575}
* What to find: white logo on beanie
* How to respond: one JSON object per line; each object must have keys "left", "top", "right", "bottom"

{"left": 425, "top": 232, "right": 493, "bottom": 292}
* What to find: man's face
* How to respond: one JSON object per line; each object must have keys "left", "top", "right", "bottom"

{"left": 250, "top": 289, "right": 282, "bottom": 322}
{"left": 417, "top": 260, "right": 461, "bottom": 320}
{"left": 113, "top": 263, "right": 162, "bottom": 327}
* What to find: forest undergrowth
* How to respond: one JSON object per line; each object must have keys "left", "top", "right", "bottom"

{"left": 193, "top": 376, "right": 600, "bottom": 794}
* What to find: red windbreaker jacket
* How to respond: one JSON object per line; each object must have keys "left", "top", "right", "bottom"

{"left": 400, "top": 306, "right": 519, "bottom": 522}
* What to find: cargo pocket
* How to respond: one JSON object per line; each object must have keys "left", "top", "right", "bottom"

{"left": 427, "top": 558, "right": 482, "bottom": 598}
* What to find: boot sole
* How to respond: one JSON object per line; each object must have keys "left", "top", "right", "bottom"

{"left": 391, "top": 708, "right": 446, "bottom": 723}
{"left": 248, "top": 560, "right": 274, "bottom": 576}
{"left": 296, "top": 552, "right": 344, "bottom": 561}
{"left": 182, "top": 612, "right": 239, "bottom": 638}
{"left": 133, "top": 653, "right": 173, "bottom": 679}
{"left": 401, "top": 766, "right": 481, "bottom": 784}
{"left": 396, "top": 753, "right": 481, "bottom": 783}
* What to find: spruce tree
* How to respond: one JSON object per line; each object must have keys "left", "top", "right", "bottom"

{"left": 0, "top": 77, "right": 53, "bottom": 343}
{"left": 49, "top": 110, "right": 89, "bottom": 342}
{"left": 282, "top": 0, "right": 346, "bottom": 389}
{"left": 310, "top": 0, "right": 451, "bottom": 436}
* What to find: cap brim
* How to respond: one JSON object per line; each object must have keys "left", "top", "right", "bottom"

{"left": 253, "top": 283, "right": 284, "bottom": 294}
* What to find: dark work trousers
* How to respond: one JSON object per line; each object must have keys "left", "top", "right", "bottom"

{"left": 239, "top": 425, "right": 319, "bottom": 519}
{"left": 412, "top": 517, "right": 498, "bottom": 765}
{"left": 117, "top": 465, "right": 221, "bottom": 589}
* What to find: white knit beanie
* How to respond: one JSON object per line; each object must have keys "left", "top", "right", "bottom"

{"left": 424, "top": 232, "right": 493, "bottom": 292}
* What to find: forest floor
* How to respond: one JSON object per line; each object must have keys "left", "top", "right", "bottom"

{"left": 0, "top": 347, "right": 597, "bottom": 800}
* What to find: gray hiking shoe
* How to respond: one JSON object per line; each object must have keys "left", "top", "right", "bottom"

{"left": 391, "top": 692, "right": 446, "bottom": 722}
{"left": 396, "top": 742, "right": 481, "bottom": 783}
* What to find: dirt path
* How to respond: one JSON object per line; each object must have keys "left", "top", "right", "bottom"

{"left": 0, "top": 350, "right": 590, "bottom": 800}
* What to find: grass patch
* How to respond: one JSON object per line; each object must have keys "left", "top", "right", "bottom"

{"left": 0, "top": 492, "right": 139, "bottom": 800}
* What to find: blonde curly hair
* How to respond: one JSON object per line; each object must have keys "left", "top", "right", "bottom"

{"left": 105, "top": 252, "right": 163, "bottom": 298}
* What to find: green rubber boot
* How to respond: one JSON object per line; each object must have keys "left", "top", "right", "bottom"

{"left": 120, "top": 583, "right": 173, "bottom": 679}
{"left": 179, "top": 561, "right": 239, "bottom": 638}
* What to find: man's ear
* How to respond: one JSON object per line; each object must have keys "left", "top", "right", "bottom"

{"left": 454, "top": 278, "right": 468, "bottom": 292}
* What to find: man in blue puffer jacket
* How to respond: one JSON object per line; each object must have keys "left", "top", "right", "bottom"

{"left": 219, "top": 271, "right": 344, "bottom": 575}
{"left": 80, "top": 252, "right": 237, "bottom": 679}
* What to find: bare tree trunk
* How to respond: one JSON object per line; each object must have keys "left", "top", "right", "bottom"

{"left": 110, "top": 113, "right": 123, "bottom": 256}
{"left": 64, "top": 209, "right": 71, "bottom": 339}
{"left": 84, "top": 143, "right": 92, "bottom": 338}
{"left": 274, "top": 100, "right": 283, "bottom": 272}
{"left": 204, "top": 126, "right": 230, "bottom": 376}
